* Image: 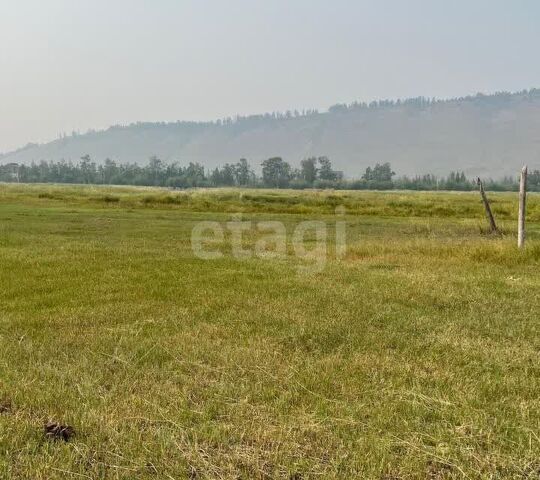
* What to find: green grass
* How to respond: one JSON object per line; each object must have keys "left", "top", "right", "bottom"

{"left": 0, "top": 184, "right": 539, "bottom": 479}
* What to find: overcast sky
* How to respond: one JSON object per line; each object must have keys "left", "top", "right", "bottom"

{"left": 1, "top": 0, "right": 539, "bottom": 153}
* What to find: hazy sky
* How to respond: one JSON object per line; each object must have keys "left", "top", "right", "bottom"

{"left": 1, "top": 0, "right": 539, "bottom": 152}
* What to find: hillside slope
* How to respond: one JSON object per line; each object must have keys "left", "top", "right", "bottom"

{"left": 3, "top": 90, "right": 540, "bottom": 177}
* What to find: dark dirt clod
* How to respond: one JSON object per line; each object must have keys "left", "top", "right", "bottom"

{"left": 0, "top": 398, "right": 12, "bottom": 414}
{"left": 44, "top": 421, "right": 75, "bottom": 441}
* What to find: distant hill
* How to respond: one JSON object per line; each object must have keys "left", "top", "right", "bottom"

{"left": 3, "top": 89, "right": 540, "bottom": 177}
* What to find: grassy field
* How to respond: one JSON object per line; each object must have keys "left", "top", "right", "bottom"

{"left": 0, "top": 184, "right": 539, "bottom": 479}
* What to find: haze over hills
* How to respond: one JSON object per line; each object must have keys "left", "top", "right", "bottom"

{"left": 2, "top": 89, "right": 540, "bottom": 178}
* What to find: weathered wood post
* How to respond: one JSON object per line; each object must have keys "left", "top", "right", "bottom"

{"left": 477, "top": 178, "right": 499, "bottom": 234}
{"left": 518, "top": 165, "right": 528, "bottom": 248}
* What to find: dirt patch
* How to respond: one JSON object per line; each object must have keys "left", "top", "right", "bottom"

{"left": 0, "top": 398, "right": 12, "bottom": 414}
{"left": 44, "top": 421, "right": 75, "bottom": 441}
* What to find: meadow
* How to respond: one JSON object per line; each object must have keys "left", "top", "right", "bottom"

{"left": 0, "top": 184, "right": 539, "bottom": 479}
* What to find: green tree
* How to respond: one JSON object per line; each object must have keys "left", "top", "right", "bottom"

{"left": 261, "top": 157, "right": 291, "bottom": 188}
{"left": 148, "top": 155, "right": 164, "bottom": 185}
{"left": 317, "top": 156, "right": 338, "bottom": 181}
{"left": 529, "top": 170, "right": 540, "bottom": 191}
{"left": 183, "top": 162, "right": 206, "bottom": 187}
{"left": 220, "top": 163, "right": 236, "bottom": 186}
{"left": 300, "top": 157, "right": 318, "bottom": 184}
{"left": 100, "top": 158, "right": 118, "bottom": 184}
{"left": 362, "top": 163, "right": 395, "bottom": 182}
{"left": 210, "top": 167, "right": 223, "bottom": 186}
{"left": 80, "top": 155, "right": 96, "bottom": 184}
{"left": 234, "top": 158, "right": 254, "bottom": 186}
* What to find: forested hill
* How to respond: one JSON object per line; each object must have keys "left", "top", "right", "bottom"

{"left": 3, "top": 89, "right": 540, "bottom": 177}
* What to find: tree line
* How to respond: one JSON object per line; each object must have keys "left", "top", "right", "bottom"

{"left": 39, "top": 87, "right": 540, "bottom": 141}
{"left": 1, "top": 156, "right": 539, "bottom": 192}
{"left": 7, "top": 88, "right": 536, "bottom": 150}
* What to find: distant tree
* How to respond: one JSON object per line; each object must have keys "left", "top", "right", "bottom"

{"left": 210, "top": 167, "right": 223, "bottom": 186}
{"left": 300, "top": 157, "right": 318, "bottom": 184}
{"left": 395, "top": 173, "right": 438, "bottom": 191}
{"left": 99, "top": 158, "right": 118, "bottom": 184}
{"left": 362, "top": 163, "right": 395, "bottom": 182}
{"left": 328, "top": 104, "right": 348, "bottom": 114}
{"left": 443, "top": 171, "right": 472, "bottom": 191}
{"left": 234, "top": 158, "right": 254, "bottom": 186}
{"left": 317, "top": 156, "right": 338, "bottom": 181}
{"left": 183, "top": 162, "right": 206, "bottom": 187}
{"left": 529, "top": 170, "right": 540, "bottom": 191}
{"left": 148, "top": 155, "right": 164, "bottom": 185}
{"left": 80, "top": 154, "right": 96, "bottom": 184}
{"left": 220, "top": 163, "right": 236, "bottom": 186}
{"left": 261, "top": 157, "right": 291, "bottom": 188}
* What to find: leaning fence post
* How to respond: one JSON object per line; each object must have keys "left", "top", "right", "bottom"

{"left": 477, "top": 178, "right": 499, "bottom": 234}
{"left": 518, "top": 165, "right": 528, "bottom": 248}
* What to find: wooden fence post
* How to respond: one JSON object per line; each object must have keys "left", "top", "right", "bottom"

{"left": 518, "top": 165, "right": 528, "bottom": 248}
{"left": 476, "top": 178, "right": 499, "bottom": 234}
